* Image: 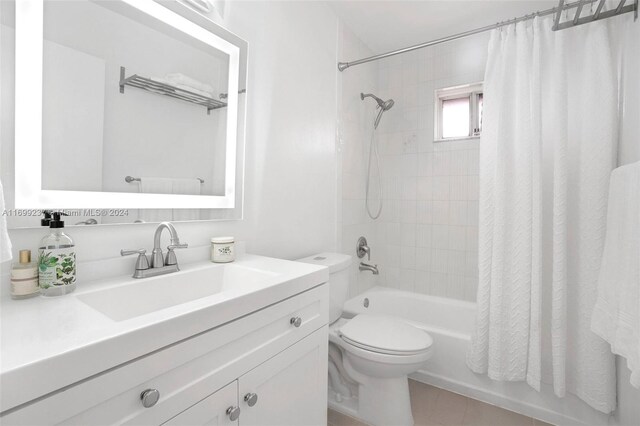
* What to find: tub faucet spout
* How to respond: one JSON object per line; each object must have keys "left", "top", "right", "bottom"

{"left": 359, "top": 262, "right": 379, "bottom": 275}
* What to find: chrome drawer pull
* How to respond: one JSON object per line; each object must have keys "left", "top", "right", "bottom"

{"left": 290, "top": 316, "right": 302, "bottom": 327}
{"left": 244, "top": 392, "right": 258, "bottom": 407}
{"left": 140, "top": 389, "right": 160, "bottom": 408}
{"left": 227, "top": 406, "right": 241, "bottom": 421}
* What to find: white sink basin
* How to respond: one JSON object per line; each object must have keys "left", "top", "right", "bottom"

{"left": 77, "top": 264, "right": 279, "bottom": 321}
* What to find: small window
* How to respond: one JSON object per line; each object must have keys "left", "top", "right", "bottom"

{"left": 435, "top": 83, "right": 483, "bottom": 141}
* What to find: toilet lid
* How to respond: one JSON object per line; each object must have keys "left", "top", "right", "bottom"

{"left": 339, "top": 314, "right": 432, "bottom": 355}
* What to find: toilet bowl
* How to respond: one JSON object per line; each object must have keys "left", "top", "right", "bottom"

{"left": 297, "top": 253, "right": 434, "bottom": 426}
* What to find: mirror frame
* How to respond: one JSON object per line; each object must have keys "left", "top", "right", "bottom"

{"left": 14, "top": 0, "right": 243, "bottom": 209}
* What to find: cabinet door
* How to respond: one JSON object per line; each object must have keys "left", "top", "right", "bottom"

{"left": 162, "top": 381, "right": 238, "bottom": 426}
{"left": 238, "top": 327, "right": 328, "bottom": 426}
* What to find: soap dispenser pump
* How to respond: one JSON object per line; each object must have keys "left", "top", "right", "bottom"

{"left": 38, "top": 212, "right": 76, "bottom": 297}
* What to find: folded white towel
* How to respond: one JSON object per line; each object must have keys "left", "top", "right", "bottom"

{"left": 591, "top": 161, "right": 640, "bottom": 389}
{"left": 175, "top": 84, "right": 213, "bottom": 99}
{"left": 164, "top": 73, "right": 214, "bottom": 95}
{"left": 0, "top": 179, "right": 12, "bottom": 263}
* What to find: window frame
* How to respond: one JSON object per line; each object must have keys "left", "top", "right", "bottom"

{"left": 434, "top": 82, "right": 483, "bottom": 142}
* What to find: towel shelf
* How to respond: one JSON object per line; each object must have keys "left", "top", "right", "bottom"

{"left": 119, "top": 67, "right": 226, "bottom": 115}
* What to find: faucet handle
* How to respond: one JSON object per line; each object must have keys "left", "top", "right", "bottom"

{"left": 121, "top": 249, "right": 150, "bottom": 271}
{"left": 167, "top": 243, "right": 188, "bottom": 250}
{"left": 121, "top": 248, "right": 147, "bottom": 256}
{"left": 165, "top": 243, "right": 187, "bottom": 266}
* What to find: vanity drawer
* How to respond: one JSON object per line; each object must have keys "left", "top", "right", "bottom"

{"left": 1, "top": 284, "right": 328, "bottom": 425}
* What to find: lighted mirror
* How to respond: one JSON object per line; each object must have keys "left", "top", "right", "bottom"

{"left": 1, "top": 0, "right": 247, "bottom": 227}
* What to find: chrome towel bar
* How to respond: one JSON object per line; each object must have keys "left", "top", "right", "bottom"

{"left": 125, "top": 176, "right": 204, "bottom": 184}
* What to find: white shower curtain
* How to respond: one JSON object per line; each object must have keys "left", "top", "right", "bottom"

{"left": 466, "top": 16, "right": 618, "bottom": 413}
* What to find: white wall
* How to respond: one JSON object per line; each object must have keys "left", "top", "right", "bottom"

{"left": 337, "top": 23, "right": 378, "bottom": 297}
{"left": 371, "top": 34, "right": 488, "bottom": 301}
{"left": 1, "top": 1, "right": 339, "bottom": 284}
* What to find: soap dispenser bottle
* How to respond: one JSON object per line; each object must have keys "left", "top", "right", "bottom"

{"left": 38, "top": 212, "right": 76, "bottom": 297}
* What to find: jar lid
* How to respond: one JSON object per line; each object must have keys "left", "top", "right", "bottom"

{"left": 211, "top": 236, "right": 234, "bottom": 243}
{"left": 19, "top": 249, "right": 31, "bottom": 264}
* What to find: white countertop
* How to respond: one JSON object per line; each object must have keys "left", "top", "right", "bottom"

{"left": 0, "top": 254, "right": 328, "bottom": 413}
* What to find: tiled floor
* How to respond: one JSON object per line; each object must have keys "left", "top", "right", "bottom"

{"left": 327, "top": 379, "right": 554, "bottom": 426}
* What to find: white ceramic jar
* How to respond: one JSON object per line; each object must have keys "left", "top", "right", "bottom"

{"left": 211, "top": 237, "right": 235, "bottom": 263}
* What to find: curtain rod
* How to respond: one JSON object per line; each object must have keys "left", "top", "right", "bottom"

{"left": 337, "top": 0, "right": 636, "bottom": 72}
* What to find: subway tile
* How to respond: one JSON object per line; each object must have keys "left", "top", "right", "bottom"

{"left": 399, "top": 268, "right": 416, "bottom": 292}
{"left": 432, "top": 151, "right": 452, "bottom": 176}
{"left": 403, "top": 132, "right": 418, "bottom": 154}
{"left": 431, "top": 249, "right": 449, "bottom": 273}
{"left": 429, "top": 272, "right": 448, "bottom": 297}
{"left": 418, "top": 152, "right": 434, "bottom": 176}
{"left": 468, "top": 149, "right": 480, "bottom": 175}
{"left": 467, "top": 200, "right": 479, "bottom": 226}
{"left": 403, "top": 85, "right": 420, "bottom": 109}
{"left": 414, "top": 270, "right": 430, "bottom": 293}
{"left": 432, "top": 200, "right": 450, "bottom": 224}
{"left": 416, "top": 224, "right": 432, "bottom": 247}
{"left": 401, "top": 154, "right": 418, "bottom": 177}
{"left": 401, "top": 246, "right": 416, "bottom": 269}
{"left": 432, "top": 225, "right": 450, "bottom": 249}
{"left": 417, "top": 177, "right": 433, "bottom": 200}
{"left": 385, "top": 266, "right": 401, "bottom": 288}
{"left": 466, "top": 251, "right": 479, "bottom": 277}
{"left": 449, "top": 200, "right": 469, "bottom": 226}
{"left": 449, "top": 176, "right": 468, "bottom": 200}
{"left": 467, "top": 175, "right": 479, "bottom": 200}
{"left": 416, "top": 200, "right": 433, "bottom": 224}
{"left": 466, "top": 226, "right": 479, "bottom": 251}
{"left": 448, "top": 250, "right": 467, "bottom": 274}
{"left": 386, "top": 244, "right": 401, "bottom": 267}
{"left": 447, "top": 274, "right": 466, "bottom": 299}
{"left": 400, "top": 199, "right": 417, "bottom": 223}
{"left": 449, "top": 226, "right": 467, "bottom": 251}
{"left": 401, "top": 223, "right": 416, "bottom": 247}
{"left": 402, "top": 178, "right": 417, "bottom": 200}
{"left": 432, "top": 176, "right": 451, "bottom": 200}
{"left": 415, "top": 247, "right": 431, "bottom": 271}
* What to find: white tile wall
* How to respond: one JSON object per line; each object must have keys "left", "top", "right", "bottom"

{"left": 372, "top": 33, "right": 489, "bottom": 301}
{"left": 338, "top": 24, "right": 379, "bottom": 297}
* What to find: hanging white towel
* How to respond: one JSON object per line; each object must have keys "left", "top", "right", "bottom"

{"left": 172, "top": 178, "right": 201, "bottom": 221}
{"left": 591, "top": 161, "right": 640, "bottom": 389}
{"left": 0, "top": 179, "right": 12, "bottom": 263}
{"left": 138, "top": 177, "right": 173, "bottom": 223}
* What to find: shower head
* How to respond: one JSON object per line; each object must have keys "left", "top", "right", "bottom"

{"left": 361, "top": 93, "right": 394, "bottom": 111}
{"left": 361, "top": 92, "right": 395, "bottom": 129}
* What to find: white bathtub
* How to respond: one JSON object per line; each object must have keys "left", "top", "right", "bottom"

{"left": 342, "top": 286, "right": 609, "bottom": 426}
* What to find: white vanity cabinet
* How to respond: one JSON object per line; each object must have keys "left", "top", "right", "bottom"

{"left": 237, "top": 329, "right": 328, "bottom": 426}
{"left": 1, "top": 285, "right": 329, "bottom": 426}
{"left": 163, "top": 381, "right": 238, "bottom": 426}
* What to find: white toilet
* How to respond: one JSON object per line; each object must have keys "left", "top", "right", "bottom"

{"left": 298, "top": 253, "right": 433, "bottom": 426}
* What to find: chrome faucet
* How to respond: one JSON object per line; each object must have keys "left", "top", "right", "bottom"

{"left": 359, "top": 262, "right": 379, "bottom": 275}
{"left": 356, "top": 236, "right": 379, "bottom": 275}
{"left": 121, "top": 222, "right": 188, "bottom": 279}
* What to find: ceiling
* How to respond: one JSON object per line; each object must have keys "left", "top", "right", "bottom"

{"left": 327, "top": 0, "right": 558, "bottom": 54}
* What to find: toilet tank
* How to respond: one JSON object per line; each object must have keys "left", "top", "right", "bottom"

{"left": 297, "top": 252, "right": 352, "bottom": 323}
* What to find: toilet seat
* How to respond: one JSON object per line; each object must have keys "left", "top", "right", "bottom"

{"left": 338, "top": 314, "right": 433, "bottom": 356}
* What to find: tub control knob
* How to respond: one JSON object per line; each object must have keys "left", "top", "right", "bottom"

{"left": 140, "top": 389, "right": 160, "bottom": 408}
{"left": 227, "top": 406, "right": 241, "bottom": 421}
{"left": 244, "top": 392, "right": 258, "bottom": 407}
{"left": 290, "top": 317, "right": 302, "bottom": 327}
